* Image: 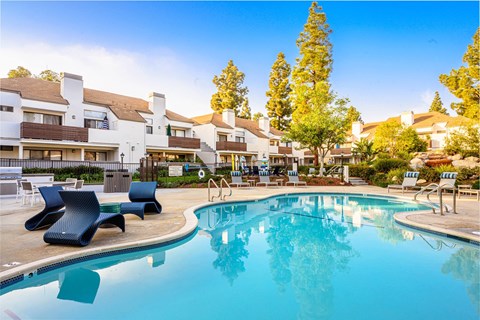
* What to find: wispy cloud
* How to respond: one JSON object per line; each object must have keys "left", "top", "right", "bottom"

{"left": 0, "top": 41, "right": 215, "bottom": 117}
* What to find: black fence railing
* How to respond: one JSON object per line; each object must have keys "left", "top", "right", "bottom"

{"left": 0, "top": 158, "right": 140, "bottom": 173}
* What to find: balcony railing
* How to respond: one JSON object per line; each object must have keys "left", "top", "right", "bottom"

{"left": 20, "top": 122, "right": 88, "bottom": 142}
{"left": 168, "top": 136, "right": 201, "bottom": 149}
{"left": 278, "top": 146, "right": 293, "bottom": 154}
{"left": 216, "top": 141, "right": 247, "bottom": 152}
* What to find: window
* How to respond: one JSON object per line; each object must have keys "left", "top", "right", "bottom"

{"left": 24, "top": 112, "right": 62, "bottom": 125}
{"left": 85, "top": 151, "right": 107, "bottom": 161}
{"left": 270, "top": 140, "right": 279, "bottom": 146}
{"left": 146, "top": 126, "right": 153, "bottom": 134}
{"left": 217, "top": 134, "right": 228, "bottom": 142}
{"left": 0, "top": 146, "right": 14, "bottom": 151}
{"left": 235, "top": 136, "right": 245, "bottom": 143}
{"left": 285, "top": 142, "right": 292, "bottom": 147}
{"left": 172, "top": 129, "right": 185, "bottom": 137}
{"left": 84, "top": 110, "right": 107, "bottom": 129}
{"left": 24, "top": 149, "right": 62, "bottom": 160}
{"left": 144, "top": 118, "right": 153, "bottom": 125}
{"left": 0, "top": 105, "right": 14, "bottom": 112}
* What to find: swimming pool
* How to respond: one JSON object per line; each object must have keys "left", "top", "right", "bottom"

{"left": 1, "top": 193, "right": 478, "bottom": 319}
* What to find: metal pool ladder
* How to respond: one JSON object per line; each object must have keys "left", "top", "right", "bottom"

{"left": 208, "top": 178, "right": 232, "bottom": 202}
{"left": 413, "top": 182, "right": 457, "bottom": 215}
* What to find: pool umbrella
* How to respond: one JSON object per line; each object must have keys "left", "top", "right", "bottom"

{"left": 166, "top": 124, "right": 172, "bottom": 136}
{"left": 235, "top": 155, "right": 239, "bottom": 171}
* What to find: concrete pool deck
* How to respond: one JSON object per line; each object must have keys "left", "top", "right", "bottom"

{"left": 1, "top": 185, "right": 479, "bottom": 282}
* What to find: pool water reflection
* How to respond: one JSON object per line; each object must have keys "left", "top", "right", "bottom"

{"left": 1, "top": 194, "right": 478, "bottom": 320}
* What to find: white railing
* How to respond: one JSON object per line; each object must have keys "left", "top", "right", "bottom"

{"left": 414, "top": 183, "right": 457, "bottom": 215}
{"left": 208, "top": 178, "right": 232, "bottom": 202}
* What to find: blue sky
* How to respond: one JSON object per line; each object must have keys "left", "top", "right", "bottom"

{"left": 1, "top": 1, "right": 478, "bottom": 123}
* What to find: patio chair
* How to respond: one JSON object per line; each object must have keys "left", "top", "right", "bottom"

{"left": 15, "top": 178, "right": 27, "bottom": 202}
{"left": 66, "top": 180, "right": 84, "bottom": 191}
{"left": 44, "top": 191, "right": 125, "bottom": 246}
{"left": 285, "top": 170, "right": 307, "bottom": 187}
{"left": 230, "top": 171, "right": 249, "bottom": 187}
{"left": 120, "top": 182, "right": 162, "bottom": 220}
{"left": 387, "top": 171, "right": 420, "bottom": 194}
{"left": 271, "top": 166, "right": 280, "bottom": 176}
{"left": 21, "top": 181, "right": 40, "bottom": 206}
{"left": 252, "top": 166, "right": 259, "bottom": 176}
{"left": 256, "top": 171, "right": 278, "bottom": 187}
{"left": 25, "top": 186, "right": 65, "bottom": 231}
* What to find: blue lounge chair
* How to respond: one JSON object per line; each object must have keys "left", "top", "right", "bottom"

{"left": 25, "top": 186, "right": 65, "bottom": 231}
{"left": 120, "top": 182, "right": 162, "bottom": 220}
{"left": 44, "top": 191, "right": 125, "bottom": 246}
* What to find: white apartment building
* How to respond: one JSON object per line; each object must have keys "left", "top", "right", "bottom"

{"left": 329, "top": 110, "right": 472, "bottom": 164}
{"left": 192, "top": 109, "right": 305, "bottom": 169}
{"left": 0, "top": 73, "right": 200, "bottom": 163}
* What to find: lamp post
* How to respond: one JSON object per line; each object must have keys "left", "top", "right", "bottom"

{"left": 120, "top": 152, "right": 125, "bottom": 170}
{"left": 340, "top": 151, "right": 344, "bottom": 183}
{"left": 283, "top": 153, "right": 287, "bottom": 172}
{"left": 214, "top": 152, "right": 218, "bottom": 174}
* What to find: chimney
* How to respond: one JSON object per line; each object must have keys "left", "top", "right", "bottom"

{"left": 401, "top": 111, "right": 414, "bottom": 127}
{"left": 222, "top": 109, "right": 235, "bottom": 127}
{"left": 352, "top": 121, "right": 363, "bottom": 139}
{"left": 148, "top": 92, "right": 166, "bottom": 134}
{"left": 60, "top": 72, "right": 84, "bottom": 102}
{"left": 258, "top": 116, "right": 270, "bottom": 134}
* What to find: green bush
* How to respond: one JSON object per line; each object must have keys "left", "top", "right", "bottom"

{"left": 386, "top": 168, "right": 408, "bottom": 184}
{"left": 348, "top": 164, "right": 375, "bottom": 181}
{"left": 472, "top": 180, "right": 480, "bottom": 189}
{"left": 371, "top": 173, "right": 389, "bottom": 187}
{"left": 372, "top": 159, "right": 409, "bottom": 173}
{"left": 22, "top": 166, "right": 104, "bottom": 183}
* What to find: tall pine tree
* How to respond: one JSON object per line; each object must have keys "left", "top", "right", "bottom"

{"left": 439, "top": 28, "right": 479, "bottom": 119}
{"left": 286, "top": 2, "right": 347, "bottom": 174}
{"left": 211, "top": 60, "right": 251, "bottom": 119}
{"left": 265, "top": 52, "right": 292, "bottom": 131}
{"left": 345, "top": 105, "right": 363, "bottom": 129}
{"left": 429, "top": 91, "right": 448, "bottom": 114}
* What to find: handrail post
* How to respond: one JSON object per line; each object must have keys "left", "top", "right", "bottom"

{"left": 438, "top": 188, "right": 444, "bottom": 215}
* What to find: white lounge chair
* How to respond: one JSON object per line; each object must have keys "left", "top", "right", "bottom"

{"left": 256, "top": 171, "right": 278, "bottom": 187}
{"left": 285, "top": 170, "right": 307, "bottom": 187}
{"left": 230, "top": 171, "right": 249, "bottom": 188}
{"left": 387, "top": 171, "right": 419, "bottom": 194}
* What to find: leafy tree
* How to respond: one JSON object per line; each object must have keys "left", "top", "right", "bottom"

{"left": 373, "top": 121, "right": 427, "bottom": 157}
{"left": 352, "top": 138, "right": 376, "bottom": 162}
{"left": 252, "top": 112, "right": 264, "bottom": 121}
{"left": 265, "top": 52, "right": 292, "bottom": 131}
{"left": 444, "top": 122, "right": 480, "bottom": 157}
{"left": 288, "top": 2, "right": 346, "bottom": 173}
{"left": 211, "top": 60, "right": 250, "bottom": 119}
{"left": 37, "top": 69, "right": 60, "bottom": 82}
{"left": 429, "top": 91, "right": 448, "bottom": 114}
{"left": 238, "top": 98, "right": 251, "bottom": 120}
{"left": 439, "top": 28, "right": 479, "bottom": 119}
{"left": 8, "top": 66, "right": 32, "bottom": 78}
{"left": 345, "top": 105, "right": 363, "bottom": 129}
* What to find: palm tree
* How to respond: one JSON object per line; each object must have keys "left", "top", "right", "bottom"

{"left": 352, "top": 138, "right": 376, "bottom": 163}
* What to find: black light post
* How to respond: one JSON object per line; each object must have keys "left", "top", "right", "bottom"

{"left": 120, "top": 152, "right": 125, "bottom": 170}
{"left": 340, "top": 151, "right": 344, "bottom": 183}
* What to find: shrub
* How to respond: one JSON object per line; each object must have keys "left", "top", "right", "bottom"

{"left": 348, "top": 164, "right": 375, "bottom": 181}
{"left": 372, "top": 159, "right": 409, "bottom": 173}
{"left": 418, "top": 167, "right": 440, "bottom": 183}
{"left": 371, "top": 173, "right": 389, "bottom": 187}
{"left": 472, "top": 180, "right": 480, "bottom": 189}
{"left": 386, "top": 168, "right": 408, "bottom": 184}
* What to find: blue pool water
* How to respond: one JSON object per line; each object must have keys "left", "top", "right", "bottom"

{"left": 1, "top": 193, "right": 479, "bottom": 320}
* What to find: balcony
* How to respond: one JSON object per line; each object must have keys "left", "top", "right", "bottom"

{"left": 168, "top": 136, "right": 200, "bottom": 149}
{"left": 278, "top": 146, "right": 292, "bottom": 154}
{"left": 216, "top": 141, "right": 247, "bottom": 152}
{"left": 21, "top": 122, "right": 88, "bottom": 142}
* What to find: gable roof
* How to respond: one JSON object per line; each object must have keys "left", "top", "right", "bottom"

{"left": 0, "top": 77, "right": 69, "bottom": 105}
{"left": 0, "top": 77, "right": 192, "bottom": 124}
{"left": 269, "top": 127, "right": 284, "bottom": 137}
{"left": 192, "top": 112, "right": 269, "bottom": 138}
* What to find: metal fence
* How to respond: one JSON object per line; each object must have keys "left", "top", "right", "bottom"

{"left": 0, "top": 158, "right": 140, "bottom": 173}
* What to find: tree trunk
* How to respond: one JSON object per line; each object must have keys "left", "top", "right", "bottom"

{"left": 313, "top": 149, "right": 319, "bottom": 166}
{"left": 319, "top": 154, "right": 325, "bottom": 177}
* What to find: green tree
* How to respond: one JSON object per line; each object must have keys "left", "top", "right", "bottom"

{"left": 252, "top": 112, "right": 264, "bottom": 121}
{"left": 238, "top": 98, "right": 251, "bottom": 119}
{"left": 211, "top": 60, "right": 250, "bottom": 119}
{"left": 37, "top": 69, "right": 60, "bottom": 82}
{"left": 373, "top": 121, "right": 427, "bottom": 157}
{"left": 7, "top": 66, "right": 32, "bottom": 78}
{"left": 345, "top": 105, "right": 363, "bottom": 130}
{"left": 439, "top": 28, "right": 479, "bottom": 119}
{"left": 444, "top": 122, "right": 480, "bottom": 157}
{"left": 265, "top": 52, "right": 292, "bottom": 131}
{"left": 288, "top": 2, "right": 345, "bottom": 172}
{"left": 352, "top": 138, "right": 376, "bottom": 162}
{"left": 429, "top": 91, "right": 448, "bottom": 114}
